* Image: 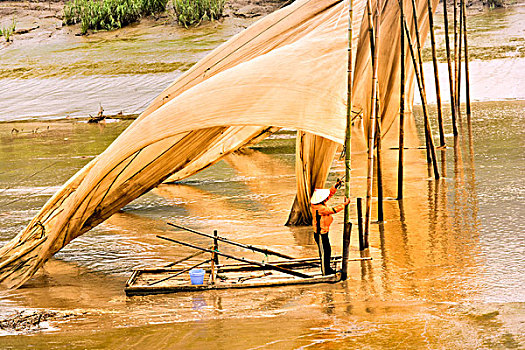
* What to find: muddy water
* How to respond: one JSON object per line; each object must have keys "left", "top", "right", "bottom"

{"left": 0, "top": 100, "right": 523, "bottom": 348}
{"left": 0, "top": 17, "right": 255, "bottom": 120}
{"left": 1, "top": 5, "right": 525, "bottom": 120}
{"left": 420, "top": 3, "right": 525, "bottom": 104}
{"left": 0, "top": 4, "right": 524, "bottom": 350}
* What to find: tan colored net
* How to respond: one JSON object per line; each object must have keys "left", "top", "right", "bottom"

{"left": 0, "top": 0, "right": 437, "bottom": 288}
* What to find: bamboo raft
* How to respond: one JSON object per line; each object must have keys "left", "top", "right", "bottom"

{"left": 125, "top": 222, "right": 368, "bottom": 296}
{"left": 125, "top": 257, "right": 347, "bottom": 296}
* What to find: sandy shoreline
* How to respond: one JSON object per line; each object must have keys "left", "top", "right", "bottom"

{"left": 0, "top": 0, "right": 285, "bottom": 43}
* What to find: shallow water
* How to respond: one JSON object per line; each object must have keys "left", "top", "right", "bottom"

{"left": 0, "top": 99, "right": 523, "bottom": 348}
{"left": 1, "top": 5, "right": 525, "bottom": 120}
{"left": 0, "top": 16, "right": 255, "bottom": 120}
{"left": 0, "top": 4, "right": 524, "bottom": 349}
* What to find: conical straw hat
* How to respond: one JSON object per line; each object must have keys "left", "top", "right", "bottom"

{"left": 311, "top": 189, "right": 330, "bottom": 204}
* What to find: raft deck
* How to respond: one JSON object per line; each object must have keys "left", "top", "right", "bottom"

{"left": 125, "top": 256, "right": 343, "bottom": 296}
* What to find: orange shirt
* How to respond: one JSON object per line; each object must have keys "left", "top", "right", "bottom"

{"left": 310, "top": 187, "right": 345, "bottom": 234}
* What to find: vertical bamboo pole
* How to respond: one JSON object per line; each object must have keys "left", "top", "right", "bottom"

{"left": 462, "top": 0, "right": 471, "bottom": 120}
{"left": 427, "top": 0, "right": 445, "bottom": 147}
{"left": 444, "top": 0, "right": 458, "bottom": 136}
{"left": 341, "top": 221, "right": 351, "bottom": 280}
{"left": 375, "top": 86, "right": 384, "bottom": 222}
{"left": 375, "top": 0, "right": 384, "bottom": 222}
{"left": 364, "top": 0, "right": 378, "bottom": 241}
{"left": 213, "top": 229, "right": 219, "bottom": 265}
{"left": 405, "top": 1, "right": 440, "bottom": 179}
{"left": 357, "top": 198, "right": 365, "bottom": 250}
{"left": 210, "top": 229, "right": 219, "bottom": 284}
{"left": 397, "top": 0, "right": 406, "bottom": 200}
{"left": 366, "top": 0, "right": 375, "bottom": 55}
{"left": 342, "top": 0, "right": 354, "bottom": 278}
{"left": 457, "top": 0, "right": 463, "bottom": 116}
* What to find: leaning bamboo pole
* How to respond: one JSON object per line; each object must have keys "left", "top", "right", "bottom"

{"left": 462, "top": 0, "right": 471, "bottom": 120}
{"left": 364, "top": 0, "right": 378, "bottom": 243}
{"left": 397, "top": 0, "right": 406, "bottom": 200}
{"left": 443, "top": 0, "right": 458, "bottom": 136}
{"left": 453, "top": 0, "right": 459, "bottom": 114}
{"left": 402, "top": 17, "right": 440, "bottom": 179}
{"left": 407, "top": 0, "right": 440, "bottom": 179}
{"left": 343, "top": 0, "right": 353, "bottom": 266}
{"left": 427, "top": 0, "right": 445, "bottom": 147}
{"left": 409, "top": 0, "right": 431, "bottom": 164}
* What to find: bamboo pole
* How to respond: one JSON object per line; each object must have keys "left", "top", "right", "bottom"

{"left": 357, "top": 198, "right": 365, "bottom": 250}
{"left": 164, "top": 250, "right": 206, "bottom": 268}
{"left": 213, "top": 229, "right": 219, "bottom": 265}
{"left": 454, "top": 0, "right": 459, "bottom": 113}
{"left": 374, "top": 0, "right": 383, "bottom": 222}
{"left": 364, "top": 0, "right": 378, "bottom": 240}
{"left": 397, "top": 0, "right": 406, "bottom": 200}
{"left": 443, "top": 0, "right": 458, "bottom": 136}
{"left": 341, "top": 221, "right": 352, "bottom": 280}
{"left": 210, "top": 229, "right": 219, "bottom": 284}
{"left": 167, "top": 222, "right": 295, "bottom": 260}
{"left": 157, "top": 235, "right": 312, "bottom": 279}
{"left": 457, "top": 0, "right": 463, "bottom": 116}
{"left": 343, "top": 0, "right": 353, "bottom": 247}
{"left": 404, "top": 3, "right": 440, "bottom": 179}
{"left": 462, "top": 0, "right": 471, "bottom": 120}
{"left": 375, "top": 84, "right": 384, "bottom": 222}
{"left": 427, "top": 0, "right": 445, "bottom": 147}
{"left": 366, "top": 0, "right": 375, "bottom": 53}
{"left": 409, "top": 0, "right": 431, "bottom": 164}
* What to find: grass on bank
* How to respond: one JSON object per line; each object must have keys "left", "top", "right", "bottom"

{"left": 63, "top": 0, "right": 225, "bottom": 34}
{"left": 0, "top": 18, "right": 16, "bottom": 42}
{"left": 173, "top": 0, "right": 225, "bottom": 28}
{"left": 63, "top": 0, "right": 169, "bottom": 34}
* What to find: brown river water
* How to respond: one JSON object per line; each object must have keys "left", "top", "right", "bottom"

{"left": 0, "top": 3, "right": 524, "bottom": 349}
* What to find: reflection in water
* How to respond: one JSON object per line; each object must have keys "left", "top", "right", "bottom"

{"left": 0, "top": 100, "right": 523, "bottom": 346}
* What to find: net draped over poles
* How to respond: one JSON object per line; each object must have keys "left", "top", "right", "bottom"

{"left": 0, "top": 0, "right": 437, "bottom": 288}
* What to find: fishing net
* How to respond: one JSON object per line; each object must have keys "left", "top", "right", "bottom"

{"left": 0, "top": 0, "right": 436, "bottom": 288}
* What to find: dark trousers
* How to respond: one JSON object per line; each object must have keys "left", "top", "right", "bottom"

{"left": 314, "top": 232, "right": 333, "bottom": 275}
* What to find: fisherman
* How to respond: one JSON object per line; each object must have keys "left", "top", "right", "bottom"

{"left": 310, "top": 179, "right": 350, "bottom": 275}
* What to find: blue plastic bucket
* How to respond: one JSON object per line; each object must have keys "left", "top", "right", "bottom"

{"left": 189, "top": 268, "right": 205, "bottom": 285}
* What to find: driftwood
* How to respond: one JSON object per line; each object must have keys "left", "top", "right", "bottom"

{"left": 0, "top": 310, "right": 84, "bottom": 333}
{"left": 87, "top": 105, "right": 106, "bottom": 123}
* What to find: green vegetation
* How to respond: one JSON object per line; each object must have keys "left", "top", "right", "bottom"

{"left": 173, "top": 0, "right": 225, "bottom": 28}
{"left": 0, "top": 19, "right": 16, "bottom": 42}
{"left": 63, "top": 0, "right": 169, "bottom": 34}
{"left": 62, "top": 0, "right": 225, "bottom": 34}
